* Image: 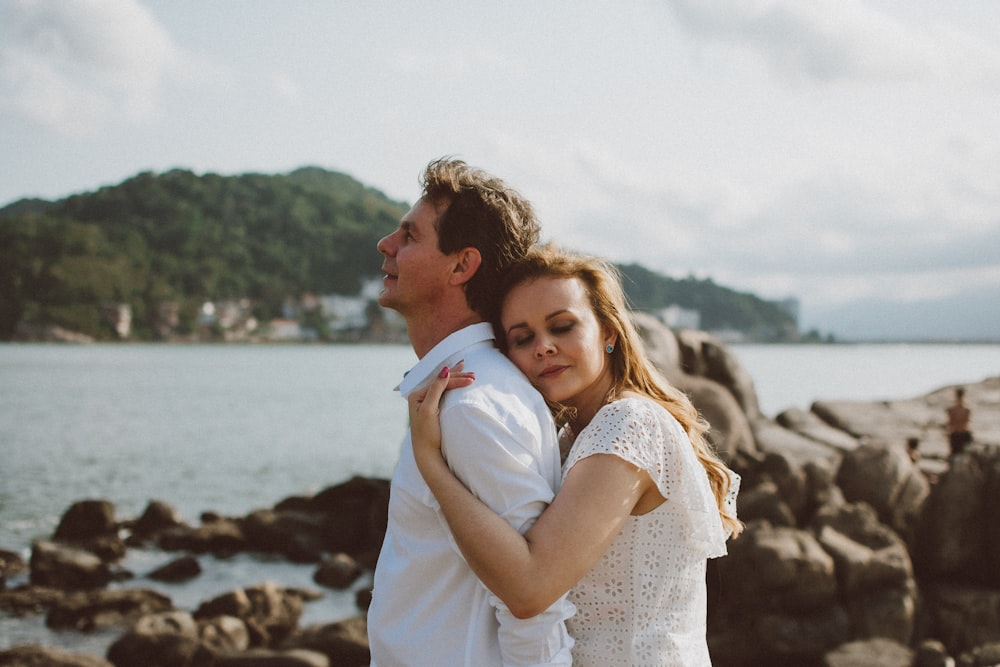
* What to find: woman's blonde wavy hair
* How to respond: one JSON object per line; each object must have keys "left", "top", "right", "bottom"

{"left": 494, "top": 244, "right": 742, "bottom": 537}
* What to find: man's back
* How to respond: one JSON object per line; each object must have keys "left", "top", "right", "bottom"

{"left": 368, "top": 326, "right": 572, "bottom": 666}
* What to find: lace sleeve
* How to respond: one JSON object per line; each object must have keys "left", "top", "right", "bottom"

{"left": 564, "top": 397, "right": 732, "bottom": 558}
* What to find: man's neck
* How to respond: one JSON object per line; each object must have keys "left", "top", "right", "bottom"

{"left": 407, "top": 311, "right": 485, "bottom": 359}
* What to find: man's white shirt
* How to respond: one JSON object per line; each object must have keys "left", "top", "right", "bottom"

{"left": 369, "top": 323, "right": 574, "bottom": 666}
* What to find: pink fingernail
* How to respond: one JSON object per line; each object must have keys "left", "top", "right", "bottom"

{"left": 439, "top": 366, "right": 450, "bottom": 378}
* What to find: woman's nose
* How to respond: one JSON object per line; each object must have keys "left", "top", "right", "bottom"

{"left": 535, "top": 340, "right": 555, "bottom": 357}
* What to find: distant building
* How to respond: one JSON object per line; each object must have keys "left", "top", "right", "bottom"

{"left": 656, "top": 304, "right": 700, "bottom": 331}
{"left": 267, "top": 318, "right": 303, "bottom": 341}
{"left": 100, "top": 303, "right": 132, "bottom": 338}
{"left": 320, "top": 294, "right": 370, "bottom": 332}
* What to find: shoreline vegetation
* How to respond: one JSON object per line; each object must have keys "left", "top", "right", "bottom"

{"left": 1, "top": 167, "right": 805, "bottom": 346}
{"left": 3, "top": 319, "right": 1000, "bottom": 666}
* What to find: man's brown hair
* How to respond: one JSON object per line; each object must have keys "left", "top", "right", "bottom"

{"left": 420, "top": 158, "right": 541, "bottom": 320}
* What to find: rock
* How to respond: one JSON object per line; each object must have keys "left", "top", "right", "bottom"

{"left": 816, "top": 524, "right": 911, "bottom": 596}
{"left": 914, "top": 446, "right": 1000, "bottom": 585}
{"left": 199, "top": 614, "right": 251, "bottom": 653}
{"left": 148, "top": 554, "right": 201, "bottom": 583}
{"left": 0, "top": 548, "right": 27, "bottom": 586}
{"left": 958, "top": 641, "right": 1000, "bottom": 667}
{"left": 281, "top": 616, "right": 370, "bottom": 666}
{"left": 29, "top": 541, "right": 113, "bottom": 590}
{"left": 752, "top": 417, "right": 841, "bottom": 472}
{"left": 53, "top": 500, "right": 117, "bottom": 542}
{"left": 630, "top": 312, "right": 682, "bottom": 382}
{"left": 0, "top": 584, "right": 65, "bottom": 616}
{"left": 0, "top": 644, "right": 113, "bottom": 666}
{"left": 46, "top": 588, "right": 173, "bottom": 631}
{"left": 676, "top": 328, "right": 762, "bottom": 420}
{"left": 105, "top": 610, "right": 202, "bottom": 667}
{"left": 194, "top": 582, "right": 303, "bottom": 647}
{"left": 312, "top": 553, "right": 362, "bottom": 590}
{"left": 732, "top": 480, "right": 797, "bottom": 527}
{"left": 676, "top": 373, "right": 757, "bottom": 461}
{"left": 213, "top": 648, "right": 330, "bottom": 667}
{"left": 155, "top": 517, "right": 247, "bottom": 556}
{"left": 711, "top": 604, "right": 852, "bottom": 666}
{"left": 777, "top": 407, "right": 860, "bottom": 453}
{"left": 127, "top": 500, "right": 189, "bottom": 543}
{"left": 309, "top": 477, "right": 390, "bottom": 557}
{"left": 241, "top": 509, "right": 326, "bottom": 562}
{"left": 812, "top": 400, "right": 923, "bottom": 444}
{"left": 821, "top": 637, "right": 914, "bottom": 667}
{"left": 923, "top": 583, "right": 1000, "bottom": 657}
{"left": 835, "top": 442, "right": 930, "bottom": 541}
{"left": 912, "top": 639, "right": 952, "bottom": 667}
{"left": 719, "top": 522, "right": 838, "bottom": 613}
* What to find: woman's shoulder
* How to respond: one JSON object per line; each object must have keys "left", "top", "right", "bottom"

{"left": 598, "top": 394, "right": 685, "bottom": 434}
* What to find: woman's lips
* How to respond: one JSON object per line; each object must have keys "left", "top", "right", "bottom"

{"left": 539, "top": 365, "right": 566, "bottom": 379}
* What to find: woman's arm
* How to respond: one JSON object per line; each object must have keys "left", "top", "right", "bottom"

{"left": 409, "top": 367, "right": 657, "bottom": 618}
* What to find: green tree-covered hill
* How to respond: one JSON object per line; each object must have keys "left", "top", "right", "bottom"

{"left": 0, "top": 167, "right": 405, "bottom": 339}
{"left": 0, "top": 168, "right": 798, "bottom": 341}
{"left": 618, "top": 264, "right": 798, "bottom": 341}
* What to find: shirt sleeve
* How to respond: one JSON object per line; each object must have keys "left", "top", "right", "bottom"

{"left": 437, "top": 401, "right": 574, "bottom": 666}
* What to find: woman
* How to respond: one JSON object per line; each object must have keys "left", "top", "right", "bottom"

{"left": 409, "top": 245, "right": 742, "bottom": 666}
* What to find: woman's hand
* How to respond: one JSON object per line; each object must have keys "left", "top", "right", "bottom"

{"left": 407, "top": 361, "right": 475, "bottom": 461}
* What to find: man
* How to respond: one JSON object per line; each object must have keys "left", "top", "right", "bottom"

{"left": 368, "top": 158, "right": 574, "bottom": 666}
{"left": 946, "top": 386, "right": 972, "bottom": 456}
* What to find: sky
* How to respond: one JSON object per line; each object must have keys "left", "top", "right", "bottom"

{"left": 2, "top": 0, "right": 999, "bottom": 340}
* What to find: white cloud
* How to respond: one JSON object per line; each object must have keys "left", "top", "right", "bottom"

{"left": 664, "top": 0, "right": 1000, "bottom": 87}
{"left": 0, "top": 0, "right": 180, "bottom": 133}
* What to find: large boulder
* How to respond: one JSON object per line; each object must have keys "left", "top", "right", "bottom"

{"left": 154, "top": 516, "right": 248, "bottom": 556}
{"left": 821, "top": 637, "right": 913, "bottom": 667}
{"left": 835, "top": 442, "right": 930, "bottom": 542}
{"left": 914, "top": 445, "right": 1000, "bottom": 585}
{"left": 811, "top": 400, "right": 923, "bottom": 445}
{"left": 676, "top": 373, "right": 757, "bottom": 462}
{"left": 194, "top": 582, "right": 304, "bottom": 647}
{"left": 281, "top": 615, "right": 370, "bottom": 666}
{"left": 777, "top": 407, "right": 860, "bottom": 453}
{"left": 126, "top": 500, "right": 189, "bottom": 545}
{"left": 0, "top": 645, "right": 113, "bottom": 667}
{"left": 241, "top": 509, "right": 327, "bottom": 562}
{"left": 676, "top": 328, "right": 762, "bottom": 420}
{"left": 922, "top": 583, "right": 1000, "bottom": 657}
{"left": 630, "top": 311, "right": 682, "bottom": 381}
{"left": 52, "top": 500, "right": 125, "bottom": 562}
{"left": 105, "top": 610, "right": 204, "bottom": 667}
{"left": 308, "top": 477, "right": 391, "bottom": 558}
{"left": 29, "top": 541, "right": 114, "bottom": 590}
{"left": 46, "top": 588, "right": 173, "bottom": 631}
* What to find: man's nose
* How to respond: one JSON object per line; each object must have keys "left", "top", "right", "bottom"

{"left": 377, "top": 232, "right": 394, "bottom": 255}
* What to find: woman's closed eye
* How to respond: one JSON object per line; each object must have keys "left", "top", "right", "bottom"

{"left": 510, "top": 332, "right": 534, "bottom": 348}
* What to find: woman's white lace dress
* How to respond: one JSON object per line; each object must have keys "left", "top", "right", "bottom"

{"left": 561, "top": 397, "right": 739, "bottom": 667}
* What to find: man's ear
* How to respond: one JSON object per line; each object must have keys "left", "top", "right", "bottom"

{"left": 449, "top": 248, "right": 482, "bottom": 286}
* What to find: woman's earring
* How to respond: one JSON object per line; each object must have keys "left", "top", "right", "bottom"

{"left": 605, "top": 343, "right": 614, "bottom": 354}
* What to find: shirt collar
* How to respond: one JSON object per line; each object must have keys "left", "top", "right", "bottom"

{"left": 396, "top": 322, "right": 495, "bottom": 398}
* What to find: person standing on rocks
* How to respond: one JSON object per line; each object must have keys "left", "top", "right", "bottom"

{"left": 367, "top": 158, "right": 574, "bottom": 666}
{"left": 946, "top": 387, "right": 972, "bottom": 456}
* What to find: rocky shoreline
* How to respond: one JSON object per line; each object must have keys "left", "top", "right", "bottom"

{"left": 2, "top": 316, "right": 999, "bottom": 667}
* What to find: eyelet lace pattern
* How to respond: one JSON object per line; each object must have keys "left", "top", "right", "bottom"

{"left": 560, "top": 397, "right": 739, "bottom": 666}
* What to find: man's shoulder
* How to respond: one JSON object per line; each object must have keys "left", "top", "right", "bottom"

{"left": 445, "top": 347, "right": 547, "bottom": 414}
